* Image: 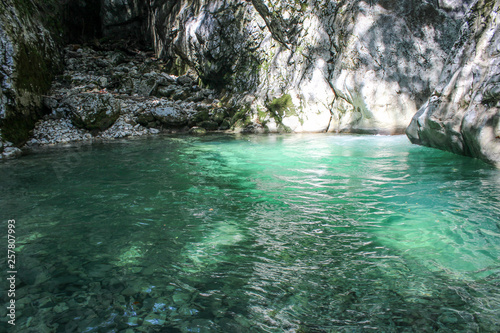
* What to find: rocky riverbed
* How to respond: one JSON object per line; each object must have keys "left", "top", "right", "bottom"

{"left": 8, "top": 44, "right": 239, "bottom": 156}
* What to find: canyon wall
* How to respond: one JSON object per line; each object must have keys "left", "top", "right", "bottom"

{"left": 0, "top": 0, "right": 63, "bottom": 145}
{"left": 3, "top": 0, "right": 500, "bottom": 167}
{"left": 138, "top": 0, "right": 472, "bottom": 133}
{"left": 407, "top": 0, "right": 500, "bottom": 167}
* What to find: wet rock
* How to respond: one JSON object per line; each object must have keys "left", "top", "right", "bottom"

{"left": 177, "top": 75, "right": 195, "bottom": 85}
{"left": 439, "top": 311, "right": 459, "bottom": 324}
{"left": 143, "top": 312, "right": 166, "bottom": 326}
{"left": 172, "top": 291, "right": 192, "bottom": 304}
{"left": 177, "top": 306, "right": 200, "bottom": 316}
{"left": 407, "top": 0, "right": 500, "bottom": 168}
{"left": 181, "top": 319, "right": 216, "bottom": 332}
{"left": 2, "top": 146, "right": 22, "bottom": 159}
{"left": 0, "top": 0, "right": 63, "bottom": 145}
{"left": 149, "top": 128, "right": 160, "bottom": 134}
{"left": 68, "top": 93, "right": 120, "bottom": 131}
{"left": 219, "top": 120, "right": 231, "bottom": 130}
{"left": 241, "top": 124, "right": 267, "bottom": 134}
{"left": 189, "top": 127, "right": 207, "bottom": 135}
{"left": 53, "top": 303, "right": 69, "bottom": 314}
{"left": 124, "top": 316, "right": 141, "bottom": 326}
{"left": 212, "top": 108, "right": 228, "bottom": 123}
{"left": 199, "top": 120, "right": 219, "bottom": 130}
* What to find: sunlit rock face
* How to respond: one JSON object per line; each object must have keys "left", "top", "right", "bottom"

{"left": 407, "top": 0, "right": 500, "bottom": 168}
{"left": 142, "top": 0, "right": 472, "bottom": 133}
{"left": 329, "top": 0, "right": 473, "bottom": 134}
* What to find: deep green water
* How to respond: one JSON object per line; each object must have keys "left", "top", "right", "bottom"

{"left": 1, "top": 134, "right": 499, "bottom": 332}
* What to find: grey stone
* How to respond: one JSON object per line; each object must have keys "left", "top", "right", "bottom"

{"left": 407, "top": 0, "right": 500, "bottom": 168}
{"left": 0, "top": 0, "right": 63, "bottom": 144}
{"left": 149, "top": 128, "right": 160, "bottom": 134}
{"left": 2, "top": 146, "right": 22, "bottom": 159}
{"left": 151, "top": 106, "right": 189, "bottom": 126}
{"left": 155, "top": 85, "right": 176, "bottom": 98}
{"left": 69, "top": 93, "right": 121, "bottom": 131}
{"left": 107, "top": 52, "right": 126, "bottom": 66}
{"left": 219, "top": 119, "right": 231, "bottom": 130}
{"left": 101, "top": 0, "right": 145, "bottom": 39}
{"left": 177, "top": 75, "right": 195, "bottom": 85}
{"left": 172, "top": 88, "right": 191, "bottom": 101}
{"left": 145, "top": 0, "right": 473, "bottom": 133}
{"left": 189, "top": 127, "right": 207, "bottom": 135}
{"left": 143, "top": 312, "right": 166, "bottom": 326}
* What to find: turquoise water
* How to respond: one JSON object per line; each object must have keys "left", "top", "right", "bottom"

{"left": 1, "top": 134, "right": 499, "bottom": 332}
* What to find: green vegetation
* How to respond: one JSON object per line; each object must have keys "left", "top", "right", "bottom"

{"left": 265, "top": 93, "right": 297, "bottom": 133}
{"left": 267, "top": 93, "right": 296, "bottom": 120}
{"left": 230, "top": 104, "right": 253, "bottom": 129}
{"left": 257, "top": 105, "right": 268, "bottom": 124}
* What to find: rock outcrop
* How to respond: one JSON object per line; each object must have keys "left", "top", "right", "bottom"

{"left": 407, "top": 0, "right": 500, "bottom": 168}
{"left": 0, "top": 0, "right": 63, "bottom": 156}
{"left": 146, "top": 0, "right": 472, "bottom": 133}
{"left": 27, "top": 45, "right": 230, "bottom": 146}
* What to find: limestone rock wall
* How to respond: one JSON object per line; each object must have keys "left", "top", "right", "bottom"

{"left": 144, "top": 0, "right": 472, "bottom": 133}
{"left": 329, "top": 0, "right": 473, "bottom": 134}
{"left": 407, "top": 0, "right": 500, "bottom": 168}
{"left": 0, "top": 0, "right": 63, "bottom": 145}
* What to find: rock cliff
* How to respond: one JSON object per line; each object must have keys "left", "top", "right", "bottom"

{"left": 0, "top": 0, "right": 63, "bottom": 147}
{"left": 407, "top": 0, "right": 500, "bottom": 168}
{"left": 142, "top": 0, "right": 472, "bottom": 133}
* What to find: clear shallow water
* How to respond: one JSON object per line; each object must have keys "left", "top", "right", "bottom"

{"left": 0, "top": 134, "right": 499, "bottom": 332}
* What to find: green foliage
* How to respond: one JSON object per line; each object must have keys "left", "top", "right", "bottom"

{"left": 257, "top": 105, "right": 268, "bottom": 124}
{"left": 264, "top": 94, "right": 297, "bottom": 133}
{"left": 267, "top": 93, "right": 295, "bottom": 119}
{"left": 230, "top": 104, "right": 253, "bottom": 129}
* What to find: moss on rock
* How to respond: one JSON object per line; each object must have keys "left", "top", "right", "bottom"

{"left": 266, "top": 93, "right": 296, "bottom": 122}
{"left": 0, "top": 0, "right": 64, "bottom": 145}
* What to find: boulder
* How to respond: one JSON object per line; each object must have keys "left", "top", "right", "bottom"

{"left": 68, "top": 93, "right": 120, "bottom": 131}
{"left": 189, "top": 127, "right": 207, "bottom": 135}
{"left": 2, "top": 146, "right": 22, "bottom": 159}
